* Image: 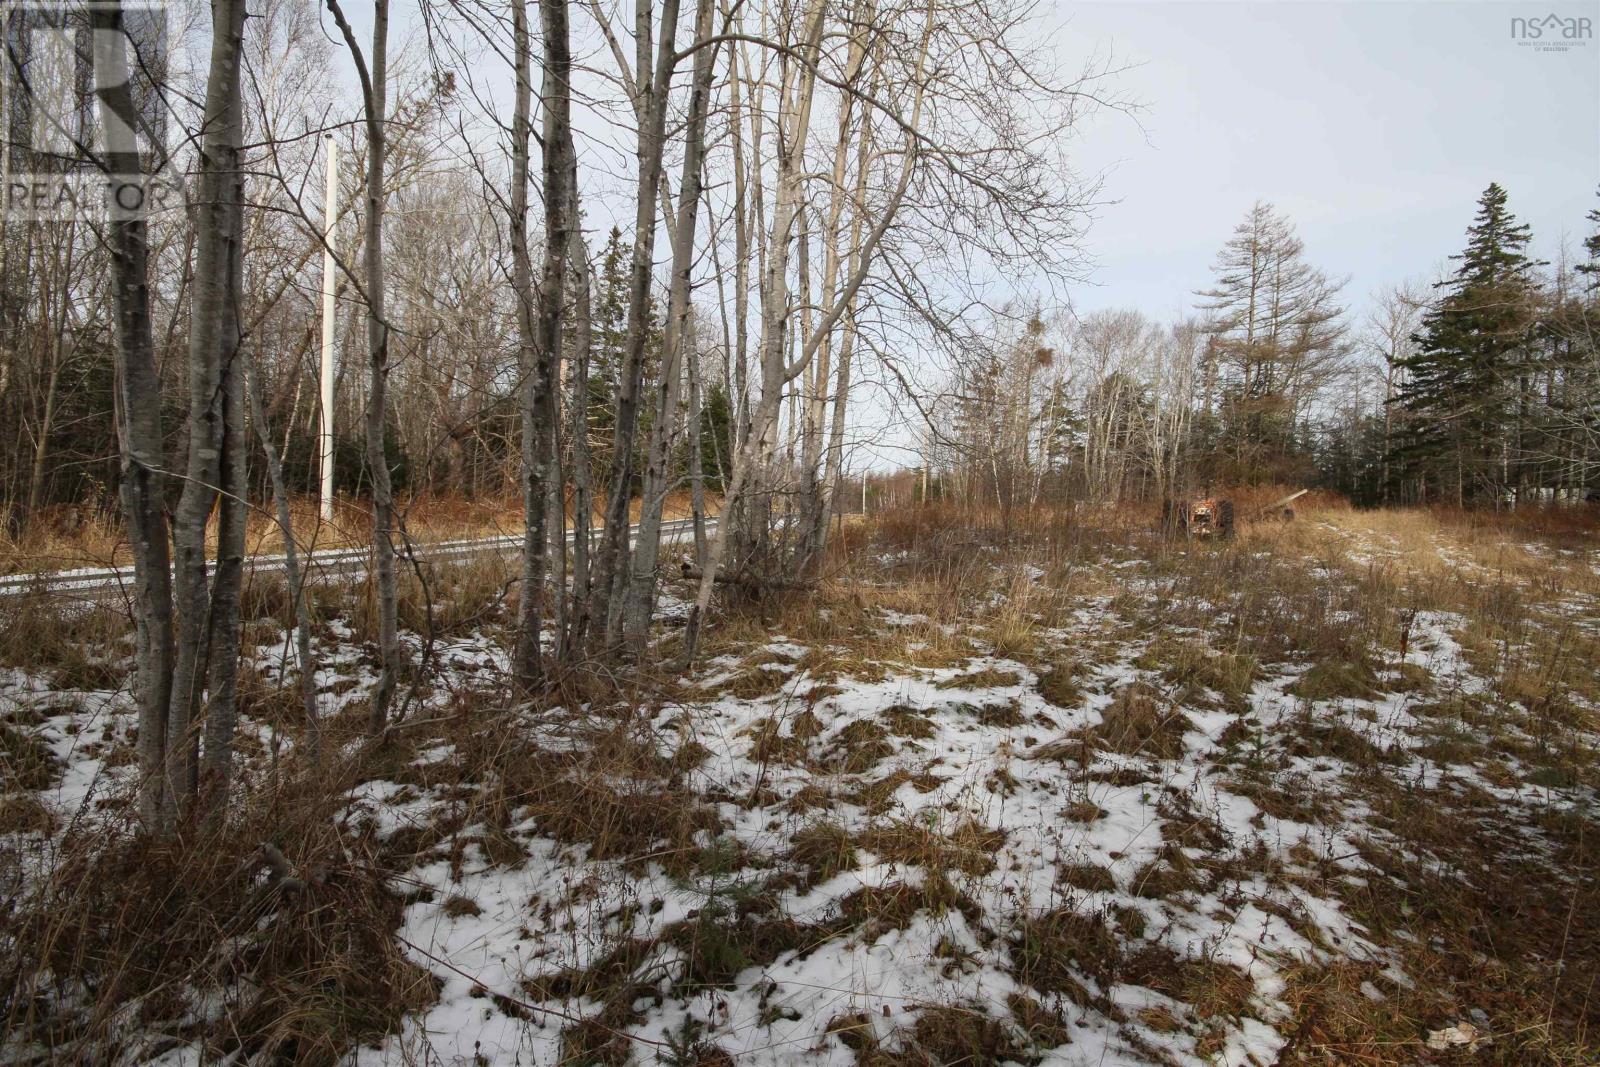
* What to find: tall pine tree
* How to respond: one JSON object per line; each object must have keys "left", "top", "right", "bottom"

{"left": 1578, "top": 186, "right": 1600, "bottom": 293}
{"left": 1545, "top": 189, "right": 1600, "bottom": 498}
{"left": 1194, "top": 202, "right": 1347, "bottom": 483}
{"left": 1392, "top": 183, "right": 1540, "bottom": 505}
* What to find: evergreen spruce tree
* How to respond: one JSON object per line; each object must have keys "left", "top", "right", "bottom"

{"left": 588, "top": 228, "right": 631, "bottom": 462}
{"left": 584, "top": 227, "right": 663, "bottom": 491}
{"left": 1555, "top": 190, "right": 1600, "bottom": 496}
{"left": 1578, "top": 187, "right": 1600, "bottom": 293}
{"left": 1392, "top": 183, "right": 1540, "bottom": 505}
{"left": 698, "top": 380, "right": 734, "bottom": 491}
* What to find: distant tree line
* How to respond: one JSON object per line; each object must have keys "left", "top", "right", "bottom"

{"left": 922, "top": 186, "right": 1599, "bottom": 510}
{"left": 0, "top": 208, "right": 732, "bottom": 526}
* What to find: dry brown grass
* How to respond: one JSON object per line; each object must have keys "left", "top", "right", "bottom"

{"left": 293, "top": 549, "right": 521, "bottom": 646}
{"left": 0, "top": 718, "right": 63, "bottom": 794}
{"left": 835, "top": 874, "right": 980, "bottom": 939}
{"left": 1080, "top": 683, "right": 1195, "bottom": 760}
{"left": 857, "top": 817, "right": 1006, "bottom": 878}
{"left": 375, "top": 704, "right": 723, "bottom": 875}
{"left": 0, "top": 594, "right": 131, "bottom": 693}
{"left": 856, "top": 1003, "right": 1040, "bottom": 1067}
{"left": 1, "top": 490, "right": 722, "bottom": 575}
{"left": 743, "top": 714, "right": 810, "bottom": 765}
{"left": 0, "top": 592, "right": 741, "bottom": 1060}
{"left": 0, "top": 502, "right": 126, "bottom": 575}
{"left": 1009, "top": 906, "right": 1121, "bottom": 997}
{"left": 836, "top": 497, "right": 1599, "bottom": 1061}
{"left": 788, "top": 820, "right": 858, "bottom": 885}
{"left": 3, "top": 491, "right": 1595, "bottom": 1063}
{"left": 1136, "top": 635, "right": 1259, "bottom": 710}
{"left": 1, "top": 760, "right": 438, "bottom": 1064}
{"left": 1057, "top": 861, "right": 1117, "bottom": 893}
{"left": 822, "top": 719, "right": 896, "bottom": 774}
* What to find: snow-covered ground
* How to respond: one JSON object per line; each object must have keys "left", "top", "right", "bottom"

{"left": 3, "top": 510, "right": 1597, "bottom": 1065}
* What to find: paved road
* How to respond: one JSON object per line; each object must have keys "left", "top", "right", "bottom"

{"left": 0, "top": 516, "right": 712, "bottom": 601}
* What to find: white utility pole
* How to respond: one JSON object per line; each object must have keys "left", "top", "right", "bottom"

{"left": 318, "top": 134, "right": 337, "bottom": 523}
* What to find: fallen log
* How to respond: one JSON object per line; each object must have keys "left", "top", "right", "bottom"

{"left": 678, "top": 564, "right": 816, "bottom": 592}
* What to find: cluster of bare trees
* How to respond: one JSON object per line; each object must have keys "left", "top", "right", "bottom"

{"left": 0, "top": 7, "right": 514, "bottom": 524}
{"left": 921, "top": 201, "right": 1353, "bottom": 509}
{"left": 1, "top": 0, "right": 1104, "bottom": 830}
{"left": 924, "top": 308, "right": 1203, "bottom": 510}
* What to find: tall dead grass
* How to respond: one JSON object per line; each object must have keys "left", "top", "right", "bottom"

{"left": 1, "top": 752, "right": 437, "bottom": 1064}
{"left": 1, "top": 489, "right": 722, "bottom": 575}
{"left": 3, "top": 490, "right": 1595, "bottom": 1062}
{"left": 0, "top": 593, "right": 132, "bottom": 692}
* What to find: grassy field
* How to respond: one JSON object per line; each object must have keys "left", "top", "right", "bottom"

{"left": 1, "top": 498, "right": 1596, "bottom": 1064}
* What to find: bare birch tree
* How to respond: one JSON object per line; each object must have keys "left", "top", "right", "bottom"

{"left": 92, "top": 0, "right": 175, "bottom": 830}
{"left": 326, "top": 0, "right": 400, "bottom": 733}
{"left": 620, "top": 0, "right": 721, "bottom": 654}
{"left": 162, "top": 0, "right": 248, "bottom": 816}
{"left": 587, "top": 0, "right": 686, "bottom": 654}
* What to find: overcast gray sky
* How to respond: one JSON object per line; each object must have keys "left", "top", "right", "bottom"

{"left": 1053, "top": 0, "right": 1598, "bottom": 319}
